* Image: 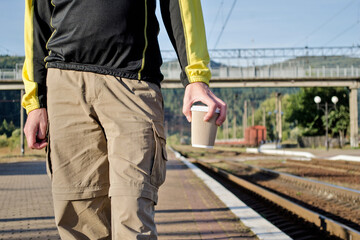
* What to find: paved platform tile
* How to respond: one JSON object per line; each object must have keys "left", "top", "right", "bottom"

{"left": 0, "top": 161, "right": 59, "bottom": 240}
{"left": 155, "top": 154, "right": 258, "bottom": 240}
{"left": 0, "top": 155, "right": 259, "bottom": 240}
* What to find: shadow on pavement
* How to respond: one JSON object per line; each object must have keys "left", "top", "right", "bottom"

{"left": 0, "top": 216, "right": 54, "bottom": 222}
{"left": 0, "top": 161, "right": 46, "bottom": 176}
{"left": 156, "top": 207, "right": 231, "bottom": 213}
{"left": 0, "top": 227, "right": 58, "bottom": 234}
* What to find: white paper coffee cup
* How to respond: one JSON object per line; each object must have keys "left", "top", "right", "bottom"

{"left": 191, "top": 105, "right": 220, "bottom": 148}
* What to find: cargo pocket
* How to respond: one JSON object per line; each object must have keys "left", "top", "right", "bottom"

{"left": 150, "top": 121, "right": 168, "bottom": 188}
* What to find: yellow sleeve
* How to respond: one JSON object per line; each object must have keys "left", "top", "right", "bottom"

{"left": 22, "top": 0, "right": 53, "bottom": 114}
{"left": 160, "top": 0, "right": 211, "bottom": 87}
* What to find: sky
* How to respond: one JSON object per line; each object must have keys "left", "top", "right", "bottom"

{"left": 0, "top": 0, "right": 359, "bottom": 56}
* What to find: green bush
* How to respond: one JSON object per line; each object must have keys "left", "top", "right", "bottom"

{"left": 0, "top": 134, "right": 8, "bottom": 147}
{"left": 0, "top": 129, "right": 21, "bottom": 149}
{"left": 8, "top": 129, "right": 21, "bottom": 150}
{"left": 167, "top": 133, "right": 181, "bottom": 146}
{"left": 0, "top": 119, "right": 16, "bottom": 138}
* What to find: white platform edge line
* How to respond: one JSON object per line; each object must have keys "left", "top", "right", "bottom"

{"left": 247, "top": 148, "right": 315, "bottom": 159}
{"left": 328, "top": 155, "right": 360, "bottom": 162}
{"left": 247, "top": 148, "right": 360, "bottom": 162}
{"left": 170, "top": 148, "right": 292, "bottom": 240}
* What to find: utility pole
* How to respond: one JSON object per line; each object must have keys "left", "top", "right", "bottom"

{"left": 225, "top": 116, "right": 229, "bottom": 140}
{"left": 325, "top": 102, "right": 329, "bottom": 150}
{"left": 275, "top": 92, "right": 282, "bottom": 144}
{"left": 251, "top": 103, "right": 255, "bottom": 126}
{"left": 275, "top": 93, "right": 279, "bottom": 144}
{"left": 20, "top": 89, "right": 25, "bottom": 155}
{"left": 278, "top": 93, "right": 282, "bottom": 143}
{"left": 233, "top": 94, "right": 238, "bottom": 139}
{"left": 262, "top": 107, "right": 266, "bottom": 127}
{"left": 349, "top": 88, "right": 359, "bottom": 147}
{"left": 233, "top": 114, "right": 237, "bottom": 139}
{"left": 243, "top": 100, "right": 247, "bottom": 138}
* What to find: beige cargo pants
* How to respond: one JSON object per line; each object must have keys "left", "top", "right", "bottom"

{"left": 46, "top": 68, "right": 167, "bottom": 239}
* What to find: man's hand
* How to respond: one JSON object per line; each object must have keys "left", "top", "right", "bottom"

{"left": 24, "top": 108, "right": 48, "bottom": 149}
{"left": 183, "top": 82, "right": 227, "bottom": 126}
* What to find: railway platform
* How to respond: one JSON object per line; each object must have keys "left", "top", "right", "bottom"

{"left": 249, "top": 143, "right": 360, "bottom": 161}
{"left": 156, "top": 151, "right": 260, "bottom": 239}
{"left": 0, "top": 149, "right": 290, "bottom": 240}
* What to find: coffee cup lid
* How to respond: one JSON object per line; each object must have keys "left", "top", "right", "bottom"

{"left": 191, "top": 105, "right": 220, "bottom": 113}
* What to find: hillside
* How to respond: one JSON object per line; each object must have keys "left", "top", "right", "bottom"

{"left": 2, "top": 55, "right": 359, "bottom": 69}
{"left": 0, "top": 55, "right": 24, "bottom": 69}
{"left": 1, "top": 55, "right": 359, "bottom": 139}
{"left": 281, "top": 56, "right": 360, "bottom": 68}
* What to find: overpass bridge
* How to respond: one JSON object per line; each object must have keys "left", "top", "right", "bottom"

{"left": 1, "top": 46, "right": 360, "bottom": 147}
{"left": 162, "top": 46, "right": 360, "bottom": 148}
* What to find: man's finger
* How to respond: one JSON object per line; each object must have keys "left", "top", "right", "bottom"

{"left": 216, "top": 102, "right": 227, "bottom": 126}
{"left": 203, "top": 101, "right": 217, "bottom": 122}
{"left": 23, "top": 108, "right": 48, "bottom": 150}
{"left": 183, "top": 82, "right": 227, "bottom": 126}
{"left": 207, "top": 91, "right": 227, "bottom": 125}
{"left": 182, "top": 100, "right": 192, "bottom": 122}
{"left": 25, "top": 125, "right": 37, "bottom": 149}
{"left": 37, "top": 122, "right": 47, "bottom": 140}
{"left": 33, "top": 139, "right": 48, "bottom": 149}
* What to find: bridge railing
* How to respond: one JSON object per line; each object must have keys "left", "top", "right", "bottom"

{"left": 2, "top": 46, "right": 359, "bottom": 80}
{"left": 0, "top": 69, "right": 22, "bottom": 80}
{"left": 1, "top": 65, "right": 360, "bottom": 81}
{"left": 161, "top": 64, "right": 360, "bottom": 79}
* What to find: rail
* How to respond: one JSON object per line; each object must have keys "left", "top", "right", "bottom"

{"left": 194, "top": 158, "right": 360, "bottom": 240}
{"left": 224, "top": 160, "right": 360, "bottom": 202}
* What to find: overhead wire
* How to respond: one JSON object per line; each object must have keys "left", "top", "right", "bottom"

{"left": 213, "top": 0, "right": 237, "bottom": 49}
{"left": 0, "top": 45, "right": 12, "bottom": 55}
{"left": 0, "top": 43, "right": 19, "bottom": 56}
{"left": 324, "top": 21, "right": 359, "bottom": 46}
{"left": 358, "top": 1, "right": 360, "bottom": 22}
{"left": 208, "top": 0, "right": 224, "bottom": 46}
{"left": 324, "top": 0, "right": 360, "bottom": 46}
{"left": 358, "top": 1, "right": 360, "bottom": 44}
{"left": 292, "top": 0, "right": 357, "bottom": 47}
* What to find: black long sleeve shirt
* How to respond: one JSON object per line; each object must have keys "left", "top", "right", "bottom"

{"left": 22, "top": 0, "right": 211, "bottom": 113}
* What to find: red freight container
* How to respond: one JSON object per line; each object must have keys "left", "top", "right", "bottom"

{"left": 245, "top": 126, "right": 267, "bottom": 146}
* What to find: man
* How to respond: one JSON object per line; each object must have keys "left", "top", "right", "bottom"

{"left": 22, "top": 0, "right": 226, "bottom": 239}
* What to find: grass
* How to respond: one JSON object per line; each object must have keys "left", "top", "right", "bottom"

{"left": 0, "top": 145, "right": 46, "bottom": 163}
{"left": 171, "top": 144, "right": 247, "bottom": 160}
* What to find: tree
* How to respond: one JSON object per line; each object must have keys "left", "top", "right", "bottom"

{"left": 285, "top": 87, "right": 349, "bottom": 136}
{"left": 0, "top": 90, "right": 21, "bottom": 127}
{"left": 252, "top": 94, "right": 294, "bottom": 142}
{"left": 0, "top": 119, "right": 16, "bottom": 138}
{"left": 0, "top": 55, "right": 24, "bottom": 69}
{"left": 327, "top": 105, "right": 349, "bottom": 147}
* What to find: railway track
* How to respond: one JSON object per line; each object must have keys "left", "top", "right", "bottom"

{"left": 286, "top": 158, "right": 360, "bottom": 175}
{"left": 221, "top": 159, "right": 360, "bottom": 204}
{"left": 188, "top": 157, "right": 360, "bottom": 240}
